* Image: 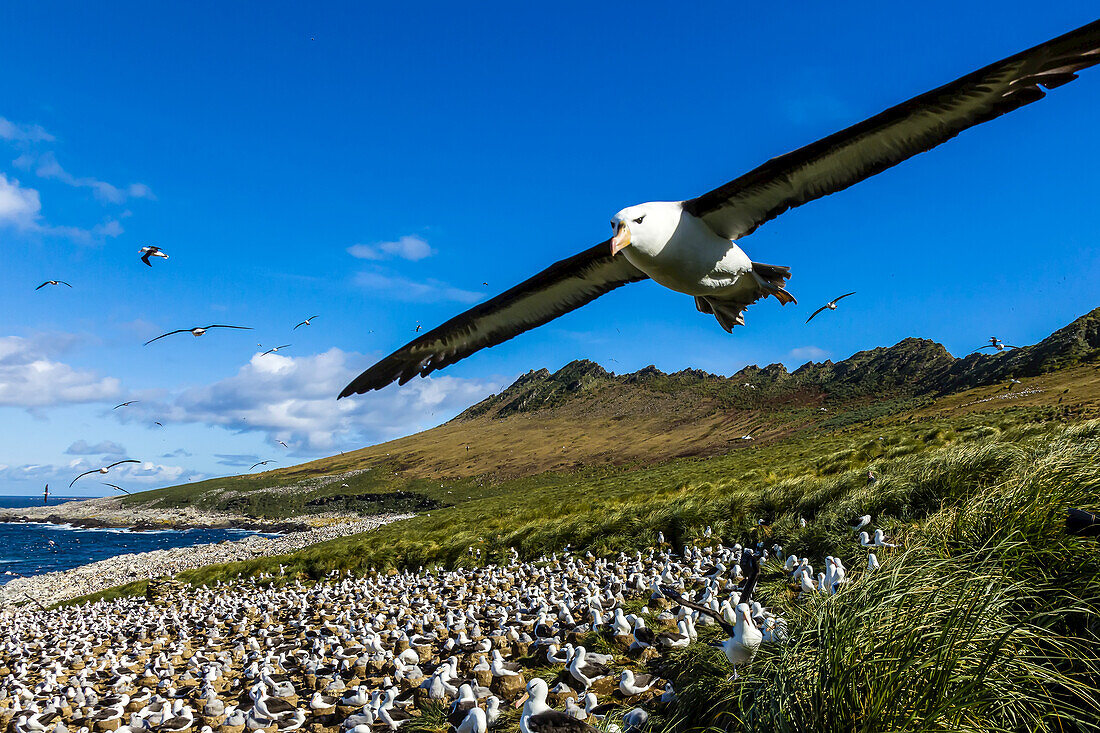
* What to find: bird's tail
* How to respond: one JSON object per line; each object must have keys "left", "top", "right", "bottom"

{"left": 694, "top": 262, "right": 795, "bottom": 333}
{"left": 751, "top": 262, "right": 796, "bottom": 305}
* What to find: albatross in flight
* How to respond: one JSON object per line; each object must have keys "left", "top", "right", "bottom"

{"left": 140, "top": 246, "right": 169, "bottom": 266}
{"left": 144, "top": 324, "right": 252, "bottom": 346}
{"left": 805, "top": 292, "right": 857, "bottom": 324}
{"left": 69, "top": 459, "right": 140, "bottom": 487}
{"left": 339, "top": 21, "right": 1100, "bottom": 398}
{"left": 35, "top": 280, "right": 72, "bottom": 290}
{"left": 972, "top": 336, "right": 1018, "bottom": 353}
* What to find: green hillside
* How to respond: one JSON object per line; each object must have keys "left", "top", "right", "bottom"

{"left": 69, "top": 310, "right": 1100, "bottom": 731}
{"left": 117, "top": 307, "right": 1100, "bottom": 522}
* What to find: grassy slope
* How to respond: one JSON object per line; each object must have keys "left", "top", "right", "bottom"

{"left": 80, "top": 364, "right": 1097, "bottom": 591}
{"left": 70, "top": 376, "right": 1100, "bottom": 731}
{"left": 116, "top": 306, "right": 1100, "bottom": 524}
{"left": 67, "top": 361, "right": 1100, "bottom": 731}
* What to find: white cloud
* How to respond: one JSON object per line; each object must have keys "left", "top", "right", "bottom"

{"left": 65, "top": 440, "right": 127, "bottom": 456}
{"left": 0, "top": 173, "right": 125, "bottom": 243}
{"left": 788, "top": 345, "right": 831, "bottom": 363}
{"left": 348, "top": 234, "right": 434, "bottom": 261}
{"left": 125, "top": 348, "right": 504, "bottom": 452}
{"left": 25, "top": 152, "right": 155, "bottom": 204}
{"left": 0, "top": 458, "right": 199, "bottom": 490}
{"left": 0, "top": 173, "right": 41, "bottom": 228}
{"left": 215, "top": 453, "right": 262, "bottom": 467}
{"left": 354, "top": 269, "right": 482, "bottom": 304}
{"left": 0, "top": 116, "right": 54, "bottom": 142}
{"left": 0, "top": 334, "right": 124, "bottom": 408}
{"left": 161, "top": 448, "right": 192, "bottom": 459}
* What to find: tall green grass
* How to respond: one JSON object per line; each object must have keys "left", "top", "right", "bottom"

{"left": 659, "top": 422, "right": 1100, "bottom": 732}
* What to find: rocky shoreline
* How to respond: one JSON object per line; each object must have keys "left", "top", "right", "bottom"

{"left": 0, "top": 512, "right": 311, "bottom": 533}
{"left": 0, "top": 513, "right": 411, "bottom": 608}
{"left": 0, "top": 495, "right": 350, "bottom": 532}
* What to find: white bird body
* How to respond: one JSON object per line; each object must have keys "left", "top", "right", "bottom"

{"left": 455, "top": 707, "right": 486, "bottom": 733}
{"left": 615, "top": 203, "right": 756, "bottom": 298}
{"left": 721, "top": 604, "right": 762, "bottom": 669}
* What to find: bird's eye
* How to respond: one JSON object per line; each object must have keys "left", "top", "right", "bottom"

{"left": 633, "top": 215, "right": 645, "bottom": 224}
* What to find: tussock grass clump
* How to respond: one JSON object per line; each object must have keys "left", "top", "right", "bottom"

{"left": 661, "top": 423, "right": 1100, "bottom": 732}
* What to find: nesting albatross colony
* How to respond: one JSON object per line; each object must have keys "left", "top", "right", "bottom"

{"left": 4, "top": 8, "right": 1100, "bottom": 733}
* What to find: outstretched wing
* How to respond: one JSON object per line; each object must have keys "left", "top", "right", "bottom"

{"left": 35, "top": 282, "right": 48, "bottom": 290}
{"left": 106, "top": 459, "right": 140, "bottom": 470}
{"left": 69, "top": 469, "right": 97, "bottom": 487}
{"left": 833, "top": 291, "right": 857, "bottom": 303}
{"left": 103, "top": 483, "right": 130, "bottom": 494}
{"left": 682, "top": 20, "right": 1100, "bottom": 240}
{"left": 205, "top": 325, "right": 253, "bottom": 331}
{"left": 805, "top": 305, "right": 829, "bottom": 324}
{"left": 144, "top": 329, "right": 187, "bottom": 346}
{"left": 659, "top": 585, "right": 735, "bottom": 636}
{"left": 340, "top": 241, "right": 648, "bottom": 396}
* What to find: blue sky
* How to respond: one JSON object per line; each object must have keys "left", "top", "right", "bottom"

{"left": 2, "top": 1, "right": 1098, "bottom": 495}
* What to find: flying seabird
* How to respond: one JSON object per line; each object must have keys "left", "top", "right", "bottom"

{"left": 277, "top": 440, "right": 289, "bottom": 448}
{"left": 293, "top": 316, "right": 319, "bottom": 329}
{"left": 140, "top": 246, "right": 169, "bottom": 266}
{"left": 971, "top": 336, "right": 1018, "bottom": 353}
{"left": 69, "top": 459, "right": 141, "bottom": 487}
{"left": 113, "top": 400, "right": 140, "bottom": 409}
{"left": 249, "top": 460, "right": 275, "bottom": 471}
{"left": 805, "top": 292, "right": 857, "bottom": 324}
{"left": 260, "top": 344, "right": 291, "bottom": 356}
{"left": 35, "top": 280, "right": 72, "bottom": 290}
{"left": 144, "top": 325, "right": 252, "bottom": 345}
{"left": 339, "top": 20, "right": 1100, "bottom": 397}
{"left": 102, "top": 482, "right": 131, "bottom": 495}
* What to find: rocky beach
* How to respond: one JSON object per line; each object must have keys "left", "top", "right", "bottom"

{"left": 0, "top": 513, "right": 410, "bottom": 608}
{"left": 0, "top": 495, "right": 327, "bottom": 532}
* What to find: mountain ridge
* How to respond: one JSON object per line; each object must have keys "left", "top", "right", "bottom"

{"left": 456, "top": 307, "right": 1100, "bottom": 421}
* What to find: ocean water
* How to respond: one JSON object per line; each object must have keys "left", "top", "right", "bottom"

{"left": 0, "top": 496, "right": 277, "bottom": 584}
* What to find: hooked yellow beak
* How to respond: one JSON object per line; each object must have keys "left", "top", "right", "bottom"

{"left": 610, "top": 221, "right": 631, "bottom": 256}
{"left": 514, "top": 692, "right": 530, "bottom": 709}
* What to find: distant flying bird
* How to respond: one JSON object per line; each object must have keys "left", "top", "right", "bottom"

{"left": 102, "top": 482, "right": 130, "bottom": 495}
{"left": 35, "top": 280, "right": 71, "bottom": 290}
{"left": 972, "top": 336, "right": 1018, "bottom": 354}
{"left": 113, "top": 400, "right": 140, "bottom": 409}
{"left": 339, "top": 20, "right": 1100, "bottom": 397}
{"left": 805, "top": 292, "right": 857, "bottom": 324}
{"left": 144, "top": 324, "right": 252, "bottom": 346}
{"left": 43, "top": 484, "right": 49, "bottom": 505}
{"left": 261, "top": 344, "right": 291, "bottom": 356}
{"left": 249, "top": 460, "right": 275, "bottom": 470}
{"left": 414, "top": 323, "right": 422, "bottom": 332}
{"left": 293, "top": 315, "right": 319, "bottom": 329}
{"left": 70, "top": 459, "right": 140, "bottom": 487}
{"left": 140, "top": 246, "right": 169, "bottom": 266}
{"left": 277, "top": 440, "right": 289, "bottom": 448}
